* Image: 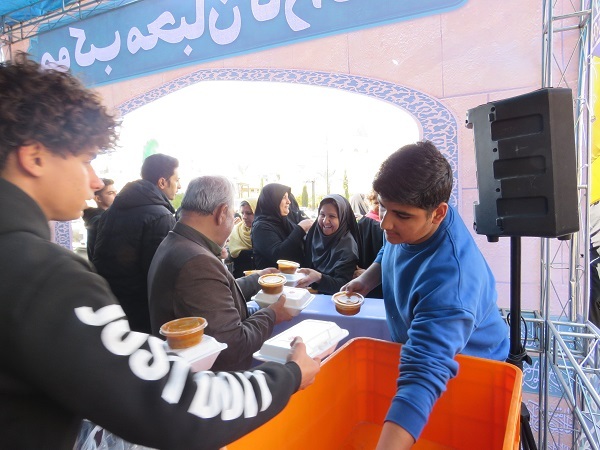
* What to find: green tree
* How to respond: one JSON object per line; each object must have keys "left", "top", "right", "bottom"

{"left": 343, "top": 169, "right": 350, "bottom": 200}
{"left": 143, "top": 139, "right": 159, "bottom": 159}
{"left": 301, "top": 185, "right": 309, "bottom": 207}
{"left": 171, "top": 192, "right": 184, "bottom": 211}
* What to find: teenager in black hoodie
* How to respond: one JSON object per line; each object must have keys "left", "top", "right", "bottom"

{"left": 0, "top": 52, "right": 319, "bottom": 450}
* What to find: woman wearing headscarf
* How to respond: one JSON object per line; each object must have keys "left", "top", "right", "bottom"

{"left": 252, "top": 183, "right": 314, "bottom": 269}
{"left": 296, "top": 194, "right": 361, "bottom": 294}
{"left": 227, "top": 198, "right": 258, "bottom": 278}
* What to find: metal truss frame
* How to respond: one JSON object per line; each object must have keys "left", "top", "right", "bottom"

{"left": 1, "top": 0, "right": 598, "bottom": 448}
{"left": 0, "top": 0, "right": 143, "bottom": 51}
{"left": 539, "top": 1, "right": 600, "bottom": 449}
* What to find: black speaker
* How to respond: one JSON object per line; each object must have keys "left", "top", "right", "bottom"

{"left": 466, "top": 88, "right": 579, "bottom": 240}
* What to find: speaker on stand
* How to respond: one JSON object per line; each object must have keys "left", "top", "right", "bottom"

{"left": 466, "top": 87, "right": 579, "bottom": 450}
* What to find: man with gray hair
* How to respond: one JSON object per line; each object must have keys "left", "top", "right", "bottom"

{"left": 148, "top": 175, "right": 293, "bottom": 370}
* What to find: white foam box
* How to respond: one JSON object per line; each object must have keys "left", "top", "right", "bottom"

{"left": 164, "top": 335, "right": 227, "bottom": 372}
{"left": 253, "top": 319, "right": 349, "bottom": 364}
{"left": 252, "top": 286, "right": 315, "bottom": 316}
{"left": 283, "top": 272, "right": 306, "bottom": 287}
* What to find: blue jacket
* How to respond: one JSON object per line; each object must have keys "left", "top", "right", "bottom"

{"left": 375, "top": 205, "right": 509, "bottom": 440}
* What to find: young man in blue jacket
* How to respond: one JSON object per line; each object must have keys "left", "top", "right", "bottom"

{"left": 344, "top": 141, "right": 509, "bottom": 449}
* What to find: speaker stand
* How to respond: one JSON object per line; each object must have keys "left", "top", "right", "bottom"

{"left": 506, "top": 236, "right": 537, "bottom": 450}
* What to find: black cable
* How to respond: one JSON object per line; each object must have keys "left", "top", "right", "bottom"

{"left": 506, "top": 312, "right": 529, "bottom": 350}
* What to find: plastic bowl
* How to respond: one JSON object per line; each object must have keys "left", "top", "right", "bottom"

{"left": 159, "top": 317, "right": 207, "bottom": 349}
{"left": 277, "top": 259, "right": 300, "bottom": 274}
{"left": 258, "top": 273, "right": 287, "bottom": 295}
{"left": 332, "top": 291, "right": 365, "bottom": 316}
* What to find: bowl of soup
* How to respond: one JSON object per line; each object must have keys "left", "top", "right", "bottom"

{"left": 332, "top": 291, "right": 365, "bottom": 316}
{"left": 159, "top": 317, "right": 207, "bottom": 349}
{"left": 277, "top": 259, "right": 300, "bottom": 274}
{"left": 258, "top": 273, "right": 287, "bottom": 295}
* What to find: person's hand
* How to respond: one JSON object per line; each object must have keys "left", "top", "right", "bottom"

{"left": 233, "top": 216, "right": 242, "bottom": 225}
{"left": 287, "top": 337, "right": 320, "bottom": 390}
{"left": 341, "top": 278, "right": 369, "bottom": 296}
{"left": 258, "top": 267, "right": 279, "bottom": 276}
{"left": 268, "top": 294, "right": 294, "bottom": 324}
{"left": 344, "top": 262, "right": 381, "bottom": 296}
{"left": 353, "top": 267, "right": 366, "bottom": 279}
{"left": 296, "top": 268, "right": 321, "bottom": 288}
{"left": 298, "top": 218, "right": 314, "bottom": 233}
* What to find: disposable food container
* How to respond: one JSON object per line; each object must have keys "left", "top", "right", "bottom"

{"left": 164, "top": 335, "right": 227, "bottom": 372}
{"left": 276, "top": 259, "right": 300, "bottom": 274}
{"left": 159, "top": 317, "right": 207, "bottom": 349}
{"left": 252, "top": 286, "right": 315, "bottom": 316}
{"left": 258, "top": 273, "right": 287, "bottom": 295}
{"left": 253, "top": 319, "right": 348, "bottom": 363}
{"left": 332, "top": 291, "right": 365, "bottom": 316}
{"left": 229, "top": 338, "right": 522, "bottom": 450}
{"left": 283, "top": 271, "right": 306, "bottom": 287}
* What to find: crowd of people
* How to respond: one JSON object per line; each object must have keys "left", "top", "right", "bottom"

{"left": 0, "top": 53, "right": 510, "bottom": 450}
{"left": 0, "top": 53, "right": 320, "bottom": 450}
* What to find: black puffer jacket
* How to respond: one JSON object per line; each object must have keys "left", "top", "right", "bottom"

{"left": 93, "top": 180, "right": 175, "bottom": 333}
{"left": 82, "top": 207, "right": 103, "bottom": 260}
{"left": 0, "top": 178, "right": 302, "bottom": 450}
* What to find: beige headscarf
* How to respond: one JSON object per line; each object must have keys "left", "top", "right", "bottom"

{"left": 228, "top": 198, "right": 258, "bottom": 258}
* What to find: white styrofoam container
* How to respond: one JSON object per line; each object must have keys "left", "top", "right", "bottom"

{"left": 283, "top": 272, "right": 306, "bottom": 287}
{"left": 253, "top": 319, "right": 349, "bottom": 364}
{"left": 164, "top": 334, "right": 227, "bottom": 372}
{"left": 252, "top": 286, "right": 315, "bottom": 316}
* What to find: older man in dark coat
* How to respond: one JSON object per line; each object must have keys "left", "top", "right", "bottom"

{"left": 148, "top": 175, "right": 293, "bottom": 371}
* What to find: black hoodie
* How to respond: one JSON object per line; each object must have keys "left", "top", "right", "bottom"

{"left": 93, "top": 179, "right": 176, "bottom": 333}
{"left": 82, "top": 206, "right": 104, "bottom": 260}
{"left": 0, "top": 177, "right": 301, "bottom": 450}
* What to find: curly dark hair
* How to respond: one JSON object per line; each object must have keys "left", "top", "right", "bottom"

{"left": 0, "top": 52, "right": 119, "bottom": 170}
{"left": 373, "top": 141, "right": 453, "bottom": 212}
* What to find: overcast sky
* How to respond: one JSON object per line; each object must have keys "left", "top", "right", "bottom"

{"left": 93, "top": 80, "right": 419, "bottom": 200}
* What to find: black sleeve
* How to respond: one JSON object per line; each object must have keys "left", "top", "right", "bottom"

{"left": 15, "top": 252, "right": 302, "bottom": 450}
{"left": 253, "top": 222, "right": 305, "bottom": 268}
{"left": 314, "top": 258, "right": 358, "bottom": 294}
{"left": 358, "top": 218, "right": 384, "bottom": 269}
{"left": 86, "top": 217, "right": 99, "bottom": 261}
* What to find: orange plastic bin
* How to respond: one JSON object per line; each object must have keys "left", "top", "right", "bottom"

{"left": 227, "top": 338, "right": 522, "bottom": 450}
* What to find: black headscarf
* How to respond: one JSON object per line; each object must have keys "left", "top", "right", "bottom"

{"left": 287, "top": 192, "right": 309, "bottom": 225}
{"left": 253, "top": 183, "right": 295, "bottom": 234}
{"left": 306, "top": 194, "right": 361, "bottom": 276}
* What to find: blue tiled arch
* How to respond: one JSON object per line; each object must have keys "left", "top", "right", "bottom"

{"left": 52, "top": 221, "right": 72, "bottom": 250}
{"left": 55, "top": 69, "right": 460, "bottom": 249}
{"left": 118, "top": 69, "right": 459, "bottom": 206}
